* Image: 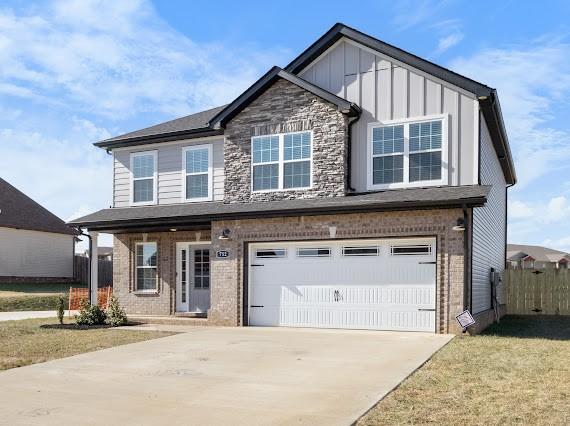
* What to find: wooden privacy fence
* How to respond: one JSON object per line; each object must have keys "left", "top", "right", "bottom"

{"left": 505, "top": 269, "right": 570, "bottom": 315}
{"left": 68, "top": 286, "right": 112, "bottom": 311}
{"left": 73, "top": 255, "right": 112, "bottom": 286}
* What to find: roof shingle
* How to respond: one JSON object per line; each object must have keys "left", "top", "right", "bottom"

{"left": 69, "top": 185, "right": 489, "bottom": 230}
{"left": 0, "top": 178, "right": 77, "bottom": 235}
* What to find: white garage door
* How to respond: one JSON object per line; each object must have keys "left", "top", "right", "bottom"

{"left": 248, "top": 238, "right": 436, "bottom": 332}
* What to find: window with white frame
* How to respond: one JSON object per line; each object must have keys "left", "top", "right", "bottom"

{"left": 183, "top": 144, "right": 212, "bottom": 201}
{"left": 135, "top": 242, "right": 157, "bottom": 291}
{"left": 131, "top": 151, "right": 156, "bottom": 205}
{"left": 252, "top": 131, "right": 312, "bottom": 192}
{"left": 409, "top": 120, "right": 443, "bottom": 182}
{"left": 369, "top": 117, "right": 446, "bottom": 189}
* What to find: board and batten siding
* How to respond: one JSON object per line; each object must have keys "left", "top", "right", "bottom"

{"left": 113, "top": 137, "right": 224, "bottom": 207}
{"left": 0, "top": 227, "right": 74, "bottom": 277}
{"left": 299, "top": 39, "right": 479, "bottom": 192}
{"left": 471, "top": 115, "right": 507, "bottom": 313}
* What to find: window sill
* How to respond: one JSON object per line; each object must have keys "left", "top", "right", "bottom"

{"left": 366, "top": 181, "right": 447, "bottom": 191}
{"left": 252, "top": 186, "right": 312, "bottom": 194}
{"left": 133, "top": 290, "right": 159, "bottom": 296}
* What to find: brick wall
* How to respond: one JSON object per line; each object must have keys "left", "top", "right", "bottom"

{"left": 224, "top": 78, "right": 350, "bottom": 202}
{"left": 210, "top": 208, "right": 467, "bottom": 334}
{"left": 112, "top": 209, "right": 467, "bottom": 334}
{"left": 113, "top": 230, "right": 211, "bottom": 315}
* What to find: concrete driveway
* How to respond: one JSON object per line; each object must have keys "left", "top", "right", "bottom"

{"left": 0, "top": 326, "right": 452, "bottom": 426}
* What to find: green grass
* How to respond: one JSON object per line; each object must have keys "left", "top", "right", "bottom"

{"left": 0, "top": 317, "right": 175, "bottom": 371}
{"left": 0, "top": 282, "right": 85, "bottom": 295}
{"left": 358, "top": 316, "right": 570, "bottom": 426}
{"left": 0, "top": 282, "right": 87, "bottom": 312}
{"left": 0, "top": 295, "right": 68, "bottom": 312}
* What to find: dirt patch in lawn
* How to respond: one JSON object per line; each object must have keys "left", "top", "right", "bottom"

{"left": 0, "top": 317, "right": 175, "bottom": 371}
{"left": 358, "top": 316, "right": 570, "bottom": 426}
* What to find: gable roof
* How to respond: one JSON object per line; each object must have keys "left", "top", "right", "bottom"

{"left": 95, "top": 105, "right": 226, "bottom": 150}
{"left": 507, "top": 244, "right": 570, "bottom": 263}
{"left": 0, "top": 178, "right": 77, "bottom": 235}
{"left": 208, "top": 67, "right": 360, "bottom": 129}
{"left": 284, "top": 23, "right": 516, "bottom": 185}
{"left": 90, "top": 23, "right": 516, "bottom": 186}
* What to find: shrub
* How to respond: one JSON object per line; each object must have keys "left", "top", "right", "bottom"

{"left": 106, "top": 296, "right": 128, "bottom": 327}
{"left": 56, "top": 296, "right": 65, "bottom": 324}
{"left": 75, "top": 300, "right": 107, "bottom": 326}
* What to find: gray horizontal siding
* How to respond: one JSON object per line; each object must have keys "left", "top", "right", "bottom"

{"left": 113, "top": 138, "right": 224, "bottom": 207}
{"left": 471, "top": 114, "right": 507, "bottom": 313}
{"left": 299, "top": 39, "right": 478, "bottom": 191}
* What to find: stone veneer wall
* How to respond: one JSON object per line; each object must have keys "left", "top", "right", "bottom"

{"left": 223, "top": 78, "right": 350, "bottom": 203}
{"left": 113, "top": 230, "right": 211, "bottom": 315}
{"left": 210, "top": 208, "right": 468, "bottom": 334}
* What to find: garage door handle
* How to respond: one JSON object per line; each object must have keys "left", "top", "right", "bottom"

{"left": 250, "top": 305, "right": 264, "bottom": 308}
{"left": 418, "top": 308, "right": 436, "bottom": 311}
{"left": 418, "top": 261, "right": 436, "bottom": 264}
{"left": 250, "top": 264, "right": 264, "bottom": 267}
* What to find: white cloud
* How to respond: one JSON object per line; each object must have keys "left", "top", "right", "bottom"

{"left": 392, "top": 0, "right": 451, "bottom": 30}
{"left": 449, "top": 39, "right": 570, "bottom": 189}
{"left": 541, "top": 236, "right": 570, "bottom": 254}
{"left": 435, "top": 31, "right": 464, "bottom": 55}
{"left": 508, "top": 200, "right": 534, "bottom": 219}
{"left": 544, "top": 196, "right": 570, "bottom": 223}
{"left": 0, "top": 0, "right": 285, "bottom": 119}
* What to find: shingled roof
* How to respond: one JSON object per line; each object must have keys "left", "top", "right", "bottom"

{"left": 0, "top": 178, "right": 76, "bottom": 235}
{"left": 69, "top": 185, "right": 489, "bottom": 231}
{"left": 94, "top": 105, "right": 227, "bottom": 150}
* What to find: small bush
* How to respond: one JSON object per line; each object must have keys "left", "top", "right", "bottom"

{"left": 75, "top": 300, "right": 107, "bottom": 326}
{"left": 106, "top": 296, "right": 128, "bottom": 327}
{"left": 56, "top": 296, "right": 65, "bottom": 324}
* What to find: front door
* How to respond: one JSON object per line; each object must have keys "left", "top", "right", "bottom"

{"left": 176, "top": 243, "right": 211, "bottom": 313}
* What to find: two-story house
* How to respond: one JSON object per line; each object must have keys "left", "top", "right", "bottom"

{"left": 70, "top": 24, "right": 516, "bottom": 334}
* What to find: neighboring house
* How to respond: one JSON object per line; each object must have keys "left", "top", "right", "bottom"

{"left": 0, "top": 178, "right": 76, "bottom": 282}
{"left": 70, "top": 23, "right": 516, "bottom": 334}
{"left": 82, "top": 246, "right": 113, "bottom": 261}
{"left": 507, "top": 244, "right": 569, "bottom": 270}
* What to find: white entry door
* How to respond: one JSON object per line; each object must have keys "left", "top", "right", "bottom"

{"left": 176, "top": 243, "right": 211, "bottom": 313}
{"left": 248, "top": 238, "right": 437, "bottom": 332}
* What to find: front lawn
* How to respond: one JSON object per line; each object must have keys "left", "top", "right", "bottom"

{"left": 0, "top": 317, "right": 175, "bottom": 371}
{"left": 358, "top": 316, "right": 570, "bottom": 425}
{"left": 0, "top": 282, "right": 86, "bottom": 311}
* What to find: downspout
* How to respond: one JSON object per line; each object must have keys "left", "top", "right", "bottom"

{"left": 76, "top": 228, "right": 92, "bottom": 300}
{"left": 462, "top": 206, "right": 471, "bottom": 312}
{"left": 346, "top": 113, "right": 361, "bottom": 193}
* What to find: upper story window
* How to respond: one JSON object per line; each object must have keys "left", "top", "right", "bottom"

{"left": 367, "top": 116, "right": 447, "bottom": 190}
{"left": 130, "top": 151, "right": 157, "bottom": 206}
{"left": 183, "top": 144, "right": 213, "bottom": 202}
{"left": 252, "top": 131, "right": 312, "bottom": 192}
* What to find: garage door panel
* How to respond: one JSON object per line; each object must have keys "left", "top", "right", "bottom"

{"left": 279, "top": 307, "right": 435, "bottom": 332}
{"left": 249, "top": 238, "right": 436, "bottom": 332}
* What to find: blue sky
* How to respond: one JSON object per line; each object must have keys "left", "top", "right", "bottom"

{"left": 1, "top": 0, "right": 570, "bottom": 252}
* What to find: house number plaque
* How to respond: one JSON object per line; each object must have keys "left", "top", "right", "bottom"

{"left": 216, "top": 250, "right": 230, "bottom": 258}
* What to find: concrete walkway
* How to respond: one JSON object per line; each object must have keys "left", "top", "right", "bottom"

{"left": 0, "top": 310, "right": 77, "bottom": 321}
{"left": 0, "top": 326, "right": 453, "bottom": 426}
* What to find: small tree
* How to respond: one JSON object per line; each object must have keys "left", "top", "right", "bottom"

{"left": 106, "top": 296, "right": 128, "bottom": 327}
{"left": 56, "top": 296, "right": 65, "bottom": 324}
{"left": 75, "top": 299, "right": 107, "bottom": 326}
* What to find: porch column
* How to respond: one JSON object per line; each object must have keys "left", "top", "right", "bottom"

{"left": 89, "top": 230, "right": 99, "bottom": 305}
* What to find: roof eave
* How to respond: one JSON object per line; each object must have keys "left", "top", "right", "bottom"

{"left": 208, "top": 66, "right": 361, "bottom": 129}
{"left": 94, "top": 128, "right": 224, "bottom": 150}
{"left": 68, "top": 195, "right": 487, "bottom": 231}
{"left": 285, "top": 24, "right": 494, "bottom": 97}
{"left": 479, "top": 92, "right": 517, "bottom": 185}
